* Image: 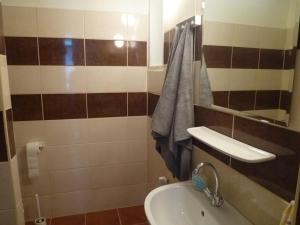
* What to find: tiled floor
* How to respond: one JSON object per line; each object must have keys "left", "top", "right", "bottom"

{"left": 26, "top": 206, "right": 149, "bottom": 225}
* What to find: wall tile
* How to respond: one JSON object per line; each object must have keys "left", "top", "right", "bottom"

{"left": 128, "top": 92, "right": 147, "bottom": 116}
{"left": 256, "top": 70, "right": 284, "bottom": 91}
{"left": 203, "top": 21, "right": 234, "bottom": 46}
{"left": 6, "top": 109, "right": 16, "bottom": 158}
{"left": 43, "top": 94, "right": 87, "bottom": 120}
{"left": 126, "top": 116, "right": 147, "bottom": 140}
{"left": 0, "top": 112, "right": 8, "bottom": 161}
{"left": 228, "top": 69, "right": 257, "bottom": 91}
{"left": 8, "top": 66, "right": 41, "bottom": 94}
{"left": 232, "top": 24, "right": 260, "bottom": 48}
{"left": 11, "top": 94, "right": 43, "bottom": 121}
{"left": 229, "top": 91, "right": 255, "bottom": 111}
{"left": 203, "top": 45, "right": 232, "bottom": 68}
{"left": 147, "top": 68, "right": 165, "bottom": 94}
{"left": 259, "top": 27, "right": 287, "bottom": 50}
{"left": 280, "top": 91, "right": 292, "bottom": 112}
{"left": 3, "top": 6, "right": 37, "bottom": 37}
{"left": 256, "top": 90, "right": 280, "bottom": 110}
{"left": 0, "top": 5, "right": 5, "bottom": 56}
{"left": 128, "top": 41, "right": 147, "bottom": 66}
{"left": 5, "top": 37, "right": 38, "bottom": 65}
{"left": 39, "top": 38, "right": 85, "bottom": 66}
{"left": 212, "top": 91, "right": 229, "bottom": 108}
{"left": 147, "top": 93, "right": 159, "bottom": 116}
{"left": 284, "top": 48, "right": 297, "bottom": 70}
{"left": 23, "top": 195, "right": 52, "bottom": 220}
{"left": 207, "top": 68, "right": 231, "bottom": 91}
{"left": 86, "top": 66, "right": 127, "bottom": 93}
{"left": 84, "top": 11, "right": 127, "bottom": 40}
{"left": 163, "top": 32, "right": 170, "bottom": 65}
{"left": 44, "top": 119, "right": 88, "bottom": 146}
{"left": 127, "top": 14, "right": 148, "bottom": 41}
{"left": 194, "top": 105, "right": 233, "bottom": 137}
{"left": 233, "top": 116, "right": 300, "bottom": 200}
{"left": 37, "top": 8, "right": 84, "bottom": 38}
{"left": 232, "top": 47, "right": 259, "bottom": 69}
{"left": 0, "top": 162, "right": 15, "bottom": 209}
{"left": 86, "top": 39, "right": 126, "bottom": 66}
{"left": 259, "top": 49, "right": 284, "bottom": 69}
{"left": 126, "top": 67, "right": 147, "bottom": 92}
{"left": 0, "top": 57, "right": 12, "bottom": 110}
{"left": 194, "top": 25, "right": 202, "bottom": 61}
{"left": 87, "top": 93, "right": 127, "bottom": 118}
{"left": 50, "top": 168, "right": 90, "bottom": 194}
{"left": 40, "top": 66, "right": 87, "bottom": 94}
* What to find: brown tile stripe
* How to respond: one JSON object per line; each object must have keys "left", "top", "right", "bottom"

{"left": 43, "top": 94, "right": 87, "bottom": 120}
{"left": 203, "top": 45, "right": 232, "bottom": 68}
{"left": 212, "top": 91, "right": 229, "bottom": 108}
{"left": 229, "top": 91, "right": 255, "bottom": 111}
{"left": 163, "top": 32, "right": 170, "bottom": 65}
{"left": 259, "top": 49, "right": 284, "bottom": 69}
{"left": 0, "top": 3, "right": 5, "bottom": 55}
{"left": 147, "top": 92, "right": 160, "bottom": 116}
{"left": 0, "top": 111, "right": 8, "bottom": 161}
{"left": 39, "top": 38, "right": 85, "bottom": 66}
{"left": 232, "top": 47, "right": 259, "bottom": 69}
{"left": 5, "top": 37, "right": 147, "bottom": 66}
{"left": 87, "top": 93, "right": 127, "bottom": 118}
{"left": 194, "top": 25, "right": 202, "bottom": 61}
{"left": 6, "top": 109, "right": 16, "bottom": 158}
{"left": 11, "top": 93, "right": 147, "bottom": 121}
{"left": 280, "top": 91, "right": 292, "bottom": 112}
{"left": 255, "top": 90, "right": 281, "bottom": 110}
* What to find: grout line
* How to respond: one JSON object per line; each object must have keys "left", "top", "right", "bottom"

{"left": 231, "top": 115, "right": 235, "bottom": 138}
{"left": 85, "top": 93, "right": 88, "bottom": 118}
{"left": 84, "top": 213, "right": 87, "bottom": 225}
{"left": 41, "top": 94, "right": 45, "bottom": 120}
{"left": 127, "top": 92, "right": 129, "bottom": 116}
{"left": 116, "top": 208, "right": 123, "bottom": 225}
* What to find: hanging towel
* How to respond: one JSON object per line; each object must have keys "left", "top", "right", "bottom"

{"left": 279, "top": 200, "right": 295, "bottom": 225}
{"left": 198, "top": 54, "right": 214, "bottom": 107}
{"left": 151, "top": 23, "right": 194, "bottom": 181}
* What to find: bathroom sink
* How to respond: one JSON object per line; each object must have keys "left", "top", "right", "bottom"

{"left": 144, "top": 182, "right": 253, "bottom": 225}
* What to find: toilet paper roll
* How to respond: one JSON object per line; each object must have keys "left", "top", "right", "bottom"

{"left": 26, "top": 142, "right": 44, "bottom": 179}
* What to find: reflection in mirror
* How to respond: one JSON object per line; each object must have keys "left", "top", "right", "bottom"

{"left": 202, "top": 0, "right": 300, "bottom": 131}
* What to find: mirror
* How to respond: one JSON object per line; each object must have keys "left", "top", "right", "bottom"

{"left": 202, "top": 0, "right": 300, "bottom": 131}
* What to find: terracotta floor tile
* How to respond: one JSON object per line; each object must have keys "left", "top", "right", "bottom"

{"left": 86, "top": 209, "right": 120, "bottom": 225}
{"left": 52, "top": 214, "right": 85, "bottom": 225}
{"left": 118, "top": 206, "right": 147, "bottom": 225}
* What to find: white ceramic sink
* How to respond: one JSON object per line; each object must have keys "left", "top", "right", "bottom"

{"left": 145, "top": 182, "right": 253, "bottom": 225}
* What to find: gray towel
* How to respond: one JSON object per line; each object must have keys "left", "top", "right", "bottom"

{"left": 198, "top": 54, "right": 214, "bottom": 107}
{"left": 151, "top": 23, "right": 194, "bottom": 180}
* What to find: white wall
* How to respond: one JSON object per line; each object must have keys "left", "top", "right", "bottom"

{"left": 204, "top": 0, "right": 295, "bottom": 28}
{"left": 2, "top": 0, "right": 149, "bottom": 14}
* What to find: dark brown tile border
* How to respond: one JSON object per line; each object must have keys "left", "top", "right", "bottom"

{"left": 87, "top": 93, "right": 127, "bottom": 118}
{"left": 39, "top": 38, "right": 85, "bottom": 66}
{"left": 163, "top": 32, "right": 170, "bottom": 65}
{"left": 229, "top": 91, "right": 255, "bottom": 111}
{"left": 232, "top": 47, "right": 259, "bottom": 69}
{"left": 194, "top": 105, "right": 233, "bottom": 137}
{"left": 259, "top": 49, "right": 284, "bottom": 69}
{"left": 128, "top": 92, "right": 147, "bottom": 116}
{"left": 203, "top": 45, "right": 232, "bottom": 68}
{"left": 194, "top": 25, "right": 202, "bottom": 61}
{"left": 147, "top": 93, "right": 160, "bottom": 116}
{"left": 6, "top": 109, "right": 16, "bottom": 159}
{"left": 128, "top": 41, "right": 147, "bottom": 66}
{"left": 0, "top": 3, "right": 5, "bottom": 55}
{"left": 11, "top": 94, "right": 43, "bottom": 121}
{"left": 43, "top": 94, "right": 87, "bottom": 120}
{"left": 5, "top": 37, "right": 38, "bottom": 65}
{"left": 85, "top": 39, "right": 127, "bottom": 66}
{"left": 284, "top": 49, "right": 297, "bottom": 70}
{"left": 255, "top": 90, "right": 280, "bottom": 110}
{"left": 280, "top": 91, "right": 292, "bottom": 112}
{"left": 0, "top": 111, "right": 8, "bottom": 162}
{"left": 213, "top": 91, "right": 229, "bottom": 108}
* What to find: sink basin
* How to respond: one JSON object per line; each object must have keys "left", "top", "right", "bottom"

{"left": 145, "top": 182, "right": 253, "bottom": 225}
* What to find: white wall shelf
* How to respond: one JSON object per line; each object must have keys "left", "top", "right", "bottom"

{"left": 187, "top": 126, "right": 276, "bottom": 163}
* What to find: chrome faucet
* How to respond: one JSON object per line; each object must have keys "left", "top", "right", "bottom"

{"left": 193, "top": 162, "right": 224, "bottom": 207}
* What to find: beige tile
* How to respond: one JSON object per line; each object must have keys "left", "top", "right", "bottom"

{"left": 8, "top": 66, "right": 41, "bottom": 94}
{"left": 86, "top": 66, "right": 127, "bottom": 93}
{"left": 0, "top": 56, "right": 12, "bottom": 110}
{"left": 126, "top": 116, "right": 147, "bottom": 140}
{"left": 90, "top": 163, "right": 147, "bottom": 189}
{"left": 255, "top": 70, "right": 283, "bottom": 90}
{"left": 147, "top": 68, "right": 166, "bottom": 94}
{"left": 50, "top": 168, "right": 90, "bottom": 193}
{"left": 46, "top": 144, "right": 89, "bottom": 171}
{"left": 16, "top": 202, "right": 25, "bottom": 225}
{"left": 3, "top": 6, "right": 37, "bottom": 37}
{"left": 19, "top": 170, "right": 52, "bottom": 197}
{"left": 84, "top": 11, "right": 127, "bottom": 40}
{"left": 203, "top": 21, "right": 234, "bottom": 46}
{"left": 40, "top": 66, "right": 87, "bottom": 94}
{"left": 10, "top": 157, "right": 22, "bottom": 206}
{"left": 232, "top": 24, "right": 260, "bottom": 48}
{"left": 0, "top": 162, "right": 15, "bottom": 210}
{"left": 88, "top": 184, "right": 147, "bottom": 212}
{"left": 51, "top": 190, "right": 90, "bottom": 217}
{"left": 23, "top": 195, "right": 52, "bottom": 221}
{"left": 0, "top": 209, "right": 17, "bottom": 225}
{"left": 13, "top": 121, "right": 46, "bottom": 148}
{"left": 281, "top": 70, "right": 294, "bottom": 91}
{"left": 229, "top": 69, "right": 257, "bottom": 91}
{"left": 127, "top": 14, "right": 148, "bottom": 41}
{"left": 207, "top": 68, "right": 231, "bottom": 91}
{"left": 127, "top": 140, "right": 147, "bottom": 162}
{"left": 37, "top": 8, "right": 84, "bottom": 38}
{"left": 126, "top": 67, "right": 148, "bottom": 92}
{"left": 44, "top": 119, "right": 88, "bottom": 146}
{"left": 259, "top": 26, "right": 287, "bottom": 49}
{"left": 87, "top": 117, "right": 128, "bottom": 142}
